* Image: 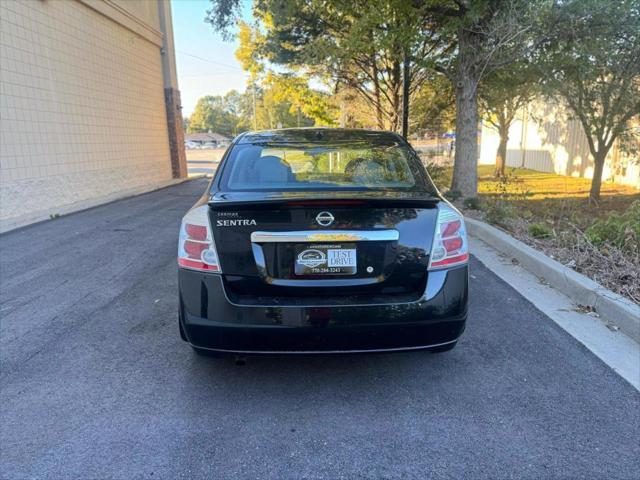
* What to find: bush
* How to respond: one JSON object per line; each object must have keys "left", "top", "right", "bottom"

{"left": 482, "top": 200, "right": 516, "bottom": 227}
{"left": 463, "top": 197, "right": 481, "bottom": 210}
{"left": 424, "top": 162, "right": 451, "bottom": 190}
{"left": 586, "top": 200, "right": 640, "bottom": 254}
{"left": 444, "top": 189, "right": 462, "bottom": 201}
{"left": 528, "top": 223, "right": 553, "bottom": 238}
{"left": 521, "top": 209, "right": 534, "bottom": 220}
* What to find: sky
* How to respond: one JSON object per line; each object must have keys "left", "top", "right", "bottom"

{"left": 171, "top": 0, "right": 249, "bottom": 116}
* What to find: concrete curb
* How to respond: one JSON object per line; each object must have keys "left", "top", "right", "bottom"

{"left": 466, "top": 217, "right": 640, "bottom": 343}
{"left": 0, "top": 175, "right": 206, "bottom": 234}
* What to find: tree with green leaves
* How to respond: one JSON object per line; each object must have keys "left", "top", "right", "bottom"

{"left": 410, "top": 74, "right": 456, "bottom": 138}
{"left": 479, "top": 64, "right": 539, "bottom": 177}
{"left": 265, "top": 73, "right": 337, "bottom": 126}
{"left": 233, "top": 19, "right": 338, "bottom": 129}
{"left": 188, "top": 94, "right": 239, "bottom": 135}
{"left": 207, "top": 0, "right": 547, "bottom": 197}
{"left": 207, "top": 0, "right": 442, "bottom": 134}
{"left": 426, "top": 0, "right": 547, "bottom": 197}
{"left": 251, "top": 83, "right": 316, "bottom": 130}
{"left": 538, "top": 0, "right": 640, "bottom": 202}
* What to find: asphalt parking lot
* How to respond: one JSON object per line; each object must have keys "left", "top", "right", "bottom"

{"left": 1, "top": 179, "right": 639, "bottom": 479}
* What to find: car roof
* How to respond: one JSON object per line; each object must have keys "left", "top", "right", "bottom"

{"left": 235, "top": 128, "right": 404, "bottom": 145}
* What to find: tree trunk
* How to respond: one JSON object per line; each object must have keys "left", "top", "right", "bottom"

{"left": 391, "top": 60, "right": 401, "bottom": 131}
{"left": 451, "top": 76, "right": 478, "bottom": 197}
{"left": 401, "top": 50, "right": 410, "bottom": 139}
{"left": 496, "top": 124, "right": 508, "bottom": 177}
{"left": 451, "top": 28, "right": 479, "bottom": 197}
{"left": 372, "top": 63, "right": 384, "bottom": 130}
{"left": 589, "top": 151, "right": 607, "bottom": 202}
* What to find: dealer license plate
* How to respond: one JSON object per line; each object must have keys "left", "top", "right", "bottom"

{"left": 294, "top": 243, "right": 357, "bottom": 275}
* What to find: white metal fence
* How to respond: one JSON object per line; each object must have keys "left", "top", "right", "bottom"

{"left": 479, "top": 100, "right": 639, "bottom": 188}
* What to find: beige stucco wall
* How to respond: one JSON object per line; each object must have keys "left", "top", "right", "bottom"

{"left": 0, "top": 0, "right": 173, "bottom": 231}
{"left": 479, "top": 100, "right": 640, "bottom": 188}
{"left": 110, "top": 0, "right": 161, "bottom": 31}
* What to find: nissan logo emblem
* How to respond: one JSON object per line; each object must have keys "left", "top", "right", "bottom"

{"left": 316, "top": 211, "right": 334, "bottom": 227}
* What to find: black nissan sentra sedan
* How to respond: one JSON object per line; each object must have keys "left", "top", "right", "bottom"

{"left": 178, "top": 129, "right": 468, "bottom": 356}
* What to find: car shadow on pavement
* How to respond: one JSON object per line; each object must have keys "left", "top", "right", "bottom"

{"left": 180, "top": 347, "right": 468, "bottom": 409}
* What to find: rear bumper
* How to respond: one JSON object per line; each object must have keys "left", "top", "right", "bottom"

{"left": 179, "top": 266, "right": 468, "bottom": 354}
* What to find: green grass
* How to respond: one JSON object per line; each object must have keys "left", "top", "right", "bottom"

{"left": 476, "top": 165, "right": 639, "bottom": 202}
{"left": 428, "top": 165, "right": 640, "bottom": 226}
{"left": 438, "top": 165, "right": 640, "bottom": 304}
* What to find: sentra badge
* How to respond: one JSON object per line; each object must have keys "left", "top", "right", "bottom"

{"left": 216, "top": 218, "right": 257, "bottom": 226}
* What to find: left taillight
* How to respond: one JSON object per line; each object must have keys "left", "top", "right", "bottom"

{"left": 428, "top": 202, "right": 469, "bottom": 270}
{"left": 178, "top": 205, "right": 221, "bottom": 272}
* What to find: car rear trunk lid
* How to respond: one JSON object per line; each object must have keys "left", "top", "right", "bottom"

{"left": 209, "top": 191, "right": 439, "bottom": 302}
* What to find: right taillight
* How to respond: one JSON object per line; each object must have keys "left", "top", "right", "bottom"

{"left": 428, "top": 202, "right": 469, "bottom": 270}
{"left": 178, "top": 205, "right": 221, "bottom": 272}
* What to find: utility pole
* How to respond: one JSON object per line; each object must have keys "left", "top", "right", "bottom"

{"left": 401, "top": 49, "right": 410, "bottom": 139}
{"left": 252, "top": 83, "right": 257, "bottom": 131}
{"left": 520, "top": 104, "right": 528, "bottom": 168}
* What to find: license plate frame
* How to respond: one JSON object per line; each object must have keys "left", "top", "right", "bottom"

{"left": 294, "top": 243, "right": 357, "bottom": 276}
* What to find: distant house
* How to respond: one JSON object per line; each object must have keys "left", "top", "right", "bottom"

{"left": 185, "top": 132, "right": 232, "bottom": 146}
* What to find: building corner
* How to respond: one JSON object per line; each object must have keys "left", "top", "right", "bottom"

{"left": 158, "top": 0, "right": 187, "bottom": 179}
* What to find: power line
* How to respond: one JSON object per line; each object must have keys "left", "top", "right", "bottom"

{"left": 177, "top": 50, "right": 244, "bottom": 71}
{"left": 180, "top": 72, "right": 245, "bottom": 78}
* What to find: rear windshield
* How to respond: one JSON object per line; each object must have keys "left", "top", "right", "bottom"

{"left": 218, "top": 137, "right": 433, "bottom": 192}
